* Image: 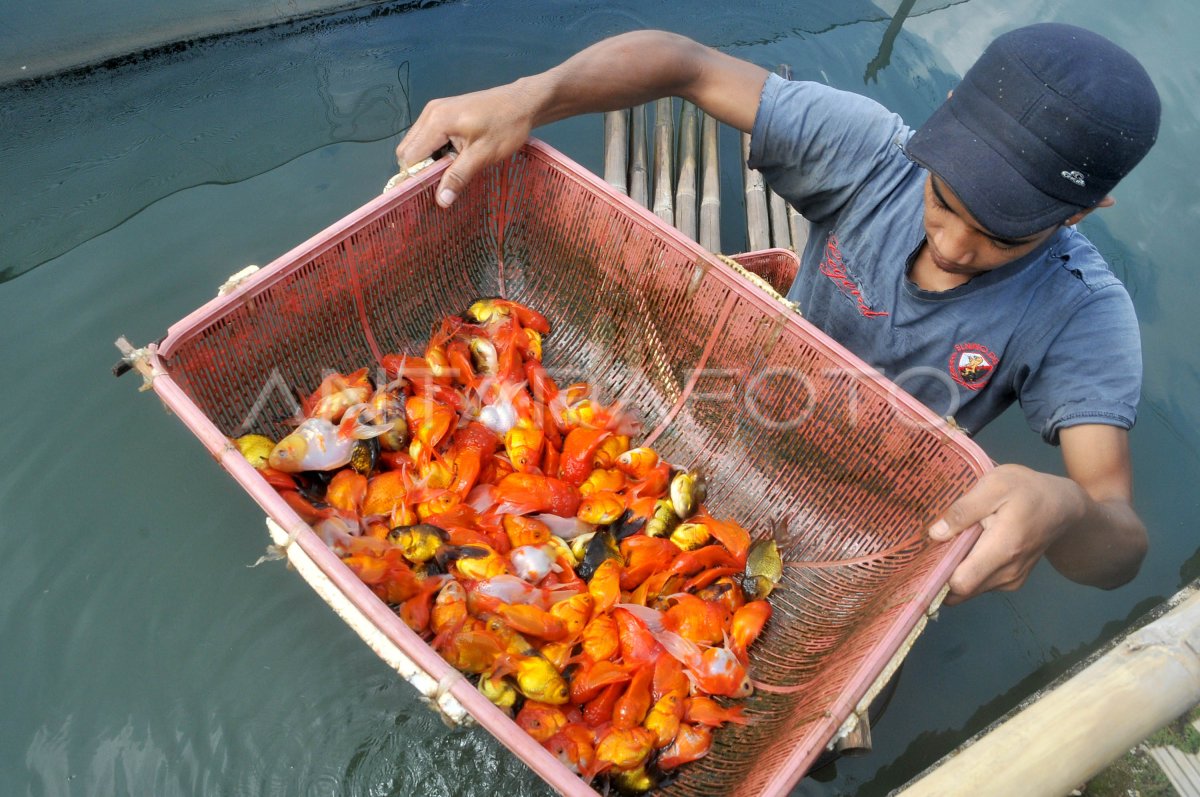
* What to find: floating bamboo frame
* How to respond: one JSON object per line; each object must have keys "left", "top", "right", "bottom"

{"left": 699, "top": 111, "right": 720, "bottom": 252}
{"left": 742, "top": 131, "right": 771, "bottom": 251}
{"left": 603, "top": 109, "right": 628, "bottom": 195}
{"left": 629, "top": 103, "right": 649, "bottom": 208}
{"left": 652, "top": 97, "right": 675, "bottom": 225}
{"left": 675, "top": 100, "right": 699, "bottom": 240}
{"left": 601, "top": 82, "right": 811, "bottom": 258}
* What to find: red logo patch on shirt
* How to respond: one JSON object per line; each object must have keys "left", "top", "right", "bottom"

{"left": 819, "top": 234, "right": 889, "bottom": 318}
{"left": 950, "top": 342, "right": 998, "bottom": 390}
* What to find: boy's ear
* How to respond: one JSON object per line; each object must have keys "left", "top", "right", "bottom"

{"left": 1064, "top": 195, "right": 1115, "bottom": 226}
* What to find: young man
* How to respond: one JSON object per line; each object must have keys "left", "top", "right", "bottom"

{"left": 395, "top": 24, "right": 1159, "bottom": 605}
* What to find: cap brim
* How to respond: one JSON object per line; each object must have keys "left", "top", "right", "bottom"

{"left": 905, "top": 100, "right": 1084, "bottom": 239}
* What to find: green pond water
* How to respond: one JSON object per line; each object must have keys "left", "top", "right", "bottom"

{"left": 2, "top": 1, "right": 1198, "bottom": 795}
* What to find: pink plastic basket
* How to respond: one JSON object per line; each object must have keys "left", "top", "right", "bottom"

{"left": 133, "top": 139, "right": 989, "bottom": 796}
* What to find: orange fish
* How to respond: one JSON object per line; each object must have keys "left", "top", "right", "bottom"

{"left": 651, "top": 653, "right": 691, "bottom": 704}
{"left": 619, "top": 604, "right": 752, "bottom": 698}
{"left": 591, "top": 434, "right": 630, "bottom": 469}
{"left": 515, "top": 701, "right": 569, "bottom": 743}
{"left": 524, "top": 359, "right": 560, "bottom": 404}
{"left": 492, "top": 650, "right": 570, "bottom": 705}
{"left": 558, "top": 427, "right": 611, "bottom": 486}
{"left": 502, "top": 514, "right": 552, "bottom": 548}
{"left": 619, "top": 535, "right": 682, "bottom": 591}
{"left": 694, "top": 575, "right": 747, "bottom": 616}
{"left": 548, "top": 592, "right": 594, "bottom": 641}
{"left": 579, "top": 468, "right": 626, "bottom": 497}
{"left": 438, "top": 625, "right": 505, "bottom": 674}
{"left": 430, "top": 580, "right": 468, "bottom": 646}
{"left": 657, "top": 723, "right": 713, "bottom": 770}
{"left": 594, "top": 726, "right": 656, "bottom": 773}
{"left": 544, "top": 723, "right": 596, "bottom": 777}
{"left": 576, "top": 490, "right": 625, "bottom": 525}
{"left": 580, "top": 612, "right": 620, "bottom": 663}
{"left": 444, "top": 339, "right": 477, "bottom": 389}
{"left": 612, "top": 664, "right": 655, "bottom": 730}
{"left": 445, "top": 421, "right": 499, "bottom": 496}
{"left": 504, "top": 417, "right": 545, "bottom": 474}
{"left": 569, "top": 659, "right": 634, "bottom": 705}
{"left": 398, "top": 574, "right": 451, "bottom": 635}
{"left": 693, "top": 510, "right": 752, "bottom": 565}
{"left": 302, "top": 367, "right": 373, "bottom": 421}
{"left": 644, "top": 690, "right": 687, "bottom": 748}
{"left": 614, "top": 446, "right": 658, "bottom": 479}
{"left": 662, "top": 593, "right": 729, "bottom": 646}
{"left": 685, "top": 696, "right": 750, "bottom": 727}
{"left": 587, "top": 559, "right": 622, "bottom": 614}
{"left": 612, "top": 606, "right": 665, "bottom": 666}
{"left": 405, "top": 394, "right": 457, "bottom": 450}
{"left": 491, "top": 602, "right": 569, "bottom": 642}
{"left": 325, "top": 469, "right": 367, "bottom": 515}
{"left": 729, "top": 599, "right": 773, "bottom": 665}
{"left": 582, "top": 681, "right": 624, "bottom": 728}
{"left": 666, "top": 544, "right": 741, "bottom": 579}
{"left": 491, "top": 472, "right": 581, "bottom": 517}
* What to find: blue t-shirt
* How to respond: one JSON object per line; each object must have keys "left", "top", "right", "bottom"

{"left": 747, "top": 74, "right": 1142, "bottom": 443}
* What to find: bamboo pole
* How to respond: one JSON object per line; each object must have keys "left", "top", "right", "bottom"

{"left": 652, "top": 97, "right": 675, "bottom": 225}
{"left": 789, "top": 205, "right": 810, "bottom": 254}
{"left": 742, "top": 131, "right": 771, "bottom": 252}
{"left": 629, "top": 103, "right": 649, "bottom": 208}
{"left": 675, "top": 100, "right": 699, "bottom": 240}
{"left": 699, "top": 112, "right": 721, "bottom": 253}
{"left": 603, "top": 109, "right": 629, "bottom": 195}
{"left": 768, "top": 186, "right": 791, "bottom": 250}
{"left": 896, "top": 584, "right": 1200, "bottom": 797}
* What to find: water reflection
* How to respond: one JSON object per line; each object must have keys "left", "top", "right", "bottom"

{"left": 0, "top": 14, "right": 414, "bottom": 283}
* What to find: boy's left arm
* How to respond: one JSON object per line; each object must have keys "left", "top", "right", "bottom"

{"left": 928, "top": 424, "right": 1147, "bottom": 605}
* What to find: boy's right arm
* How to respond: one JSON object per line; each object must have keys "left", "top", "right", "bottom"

{"left": 395, "top": 30, "right": 769, "bottom": 207}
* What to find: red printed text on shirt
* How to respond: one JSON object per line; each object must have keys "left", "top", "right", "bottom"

{"left": 819, "top": 233, "right": 889, "bottom": 318}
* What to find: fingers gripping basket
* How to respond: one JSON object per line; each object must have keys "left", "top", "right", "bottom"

{"left": 131, "top": 139, "right": 990, "bottom": 796}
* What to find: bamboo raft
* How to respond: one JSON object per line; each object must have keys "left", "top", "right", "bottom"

{"left": 603, "top": 74, "right": 809, "bottom": 259}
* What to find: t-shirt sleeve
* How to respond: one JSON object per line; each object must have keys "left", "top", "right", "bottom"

{"left": 1018, "top": 285, "right": 1142, "bottom": 444}
{"left": 747, "top": 73, "right": 912, "bottom": 225}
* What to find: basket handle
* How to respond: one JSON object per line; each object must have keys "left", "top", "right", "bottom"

{"left": 384, "top": 144, "right": 456, "bottom": 193}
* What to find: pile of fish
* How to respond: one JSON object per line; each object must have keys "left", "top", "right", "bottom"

{"left": 235, "top": 298, "right": 782, "bottom": 793}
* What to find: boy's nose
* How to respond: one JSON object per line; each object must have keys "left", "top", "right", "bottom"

{"left": 935, "top": 222, "right": 975, "bottom": 265}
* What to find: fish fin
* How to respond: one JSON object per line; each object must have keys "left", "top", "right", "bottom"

{"left": 338, "top": 404, "right": 393, "bottom": 441}
{"left": 614, "top": 602, "right": 665, "bottom": 635}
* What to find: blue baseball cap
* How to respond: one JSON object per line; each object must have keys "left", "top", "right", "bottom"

{"left": 905, "top": 23, "right": 1160, "bottom": 239}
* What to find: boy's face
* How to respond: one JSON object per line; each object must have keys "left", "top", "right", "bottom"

{"left": 921, "top": 175, "right": 1060, "bottom": 277}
